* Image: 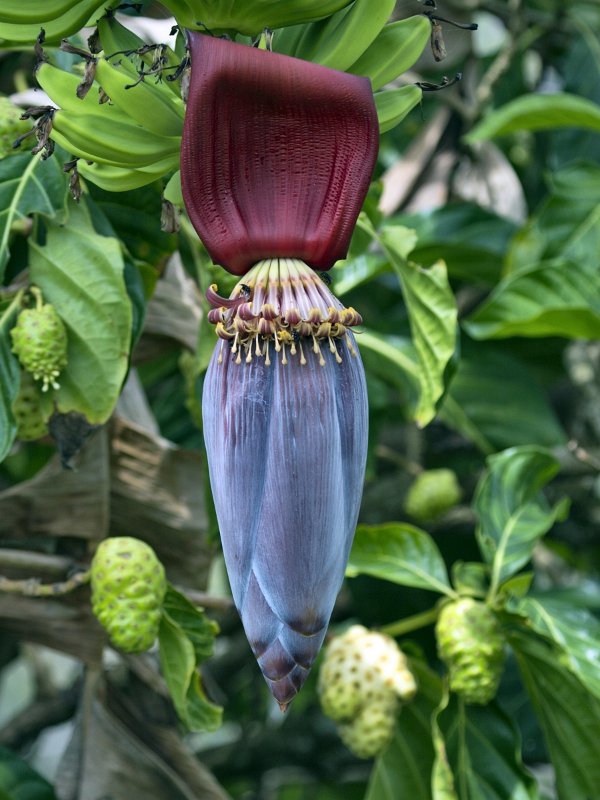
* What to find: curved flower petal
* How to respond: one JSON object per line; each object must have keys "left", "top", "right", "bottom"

{"left": 181, "top": 34, "right": 379, "bottom": 275}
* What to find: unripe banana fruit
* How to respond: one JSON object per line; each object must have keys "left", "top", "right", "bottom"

{"left": 436, "top": 598, "right": 505, "bottom": 705}
{"left": 91, "top": 537, "right": 166, "bottom": 653}
{"left": 318, "top": 625, "right": 416, "bottom": 758}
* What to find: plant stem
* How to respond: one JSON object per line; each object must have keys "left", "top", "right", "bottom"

{"left": 0, "top": 569, "right": 90, "bottom": 597}
{"left": 379, "top": 606, "right": 440, "bottom": 638}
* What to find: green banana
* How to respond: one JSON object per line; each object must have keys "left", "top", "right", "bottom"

{"left": 166, "top": 0, "right": 354, "bottom": 36}
{"left": 348, "top": 15, "right": 431, "bottom": 91}
{"left": 376, "top": 85, "right": 422, "bottom": 133}
{"left": 94, "top": 59, "right": 184, "bottom": 138}
{"left": 0, "top": 0, "right": 107, "bottom": 25}
{"left": 51, "top": 109, "right": 180, "bottom": 168}
{"left": 275, "top": 0, "right": 396, "bottom": 73}
{"left": 0, "top": 1, "right": 114, "bottom": 44}
{"left": 79, "top": 157, "right": 179, "bottom": 191}
{"left": 96, "top": 15, "right": 184, "bottom": 100}
{"left": 37, "top": 62, "right": 126, "bottom": 118}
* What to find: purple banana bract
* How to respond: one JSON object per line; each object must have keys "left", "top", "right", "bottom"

{"left": 203, "top": 260, "right": 368, "bottom": 708}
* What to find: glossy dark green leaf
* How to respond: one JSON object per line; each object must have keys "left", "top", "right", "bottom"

{"left": 29, "top": 201, "right": 131, "bottom": 424}
{"left": 511, "top": 630, "right": 600, "bottom": 800}
{"left": 508, "top": 163, "right": 600, "bottom": 272}
{"left": 89, "top": 182, "right": 177, "bottom": 271}
{"left": 450, "top": 562, "right": 489, "bottom": 598}
{"left": 511, "top": 595, "right": 600, "bottom": 699}
{"left": 465, "top": 93, "right": 600, "bottom": 142}
{"left": 366, "top": 661, "right": 442, "bottom": 800}
{"left": 379, "top": 226, "right": 458, "bottom": 427}
{"left": 0, "top": 153, "right": 67, "bottom": 281}
{"left": 438, "top": 699, "right": 538, "bottom": 800}
{"left": 162, "top": 584, "right": 219, "bottom": 663}
{"left": 464, "top": 260, "right": 600, "bottom": 340}
{"left": 0, "top": 296, "right": 20, "bottom": 461}
{"left": 158, "top": 611, "right": 222, "bottom": 732}
{"left": 347, "top": 523, "right": 454, "bottom": 596}
{"left": 397, "top": 204, "right": 517, "bottom": 286}
{"left": 332, "top": 253, "right": 390, "bottom": 296}
{"left": 439, "top": 343, "right": 567, "bottom": 452}
{"left": 474, "top": 447, "right": 569, "bottom": 595}
{"left": 0, "top": 746, "right": 57, "bottom": 800}
{"left": 431, "top": 688, "right": 458, "bottom": 800}
{"left": 358, "top": 330, "right": 421, "bottom": 417}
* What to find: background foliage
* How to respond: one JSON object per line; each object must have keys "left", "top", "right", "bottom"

{"left": 0, "top": 0, "right": 599, "bottom": 798}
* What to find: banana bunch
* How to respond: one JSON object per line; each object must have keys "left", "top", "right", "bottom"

{"left": 0, "top": 0, "right": 117, "bottom": 45}
{"left": 35, "top": 16, "right": 184, "bottom": 192}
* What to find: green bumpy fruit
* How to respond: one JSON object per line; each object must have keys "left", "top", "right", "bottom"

{"left": 436, "top": 598, "right": 505, "bottom": 705}
{"left": 11, "top": 295, "right": 68, "bottom": 392}
{"left": 0, "top": 96, "right": 31, "bottom": 158}
{"left": 12, "top": 371, "right": 50, "bottom": 441}
{"left": 91, "top": 537, "right": 167, "bottom": 653}
{"left": 404, "top": 468, "right": 462, "bottom": 522}
{"left": 318, "top": 625, "right": 417, "bottom": 758}
{"left": 338, "top": 692, "right": 398, "bottom": 759}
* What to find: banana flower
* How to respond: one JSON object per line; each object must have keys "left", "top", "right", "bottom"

{"left": 181, "top": 33, "right": 378, "bottom": 709}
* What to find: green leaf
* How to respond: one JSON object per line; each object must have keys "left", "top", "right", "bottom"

{"left": 158, "top": 613, "right": 222, "bottom": 732}
{"left": 439, "top": 343, "right": 567, "bottom": 452}
{"left": 88, "top": 182, "right": 177, "bottom": 270}
{"left": 474, "top": 446, "right": 569, "bottom": 595}
{"left": 366, "top": 661, "right": 442, "bottom": 800}
{"left": 451, "top": 562, "right": 489, "bottom": 599}
{"left": 465, "top": 93, "right": 600, "bottom": 143}
{"left": 397, "top": 204, "right": 517, "bottom": 287}
{"left": 379, "top": 226, "right": 458, "bottom": 427}
{"left": 358, "top": 329, "right": 421, "bottom": 416}
{"left": 347, "top": 523, "right": 454, "bottom": 596}
{"left": 438, "top": 699, "right": 538, "bottom": 800}
{"left": 0, "top": 153, "right": 67, "bottom": 281}
{"left": 0, "top": 746, "right": 58, "bottom": 800}
{"left": 376, "top": 85, "right": 423, "bottom": 134}
{"left": 464, "top": 260, "right": 600, "bottom": 340}
{"left": 163, "top": 584, "right": 219, "bottom": 663}
{"left": 511, "top": 630, "right": 600, "bottom": 800}
{"left": 29, "top": 201, "right": 132, "bottom": 424}
{"left": 332, "top": 254, "right": 390, "bottom": 296}
{"left": 511, "top": 595, "right": 600, "bottom": 700}
{"left": 507, "top": 164, "right": 600, "bottom": 273}
{"left": 431, "top": 687, "right": 458, "bottom": 800}
{"left": 0, "top": 296, "right": 21, "bottom": 461}
{"left": 348, "top": 16, "right": 431, "bottom": 91}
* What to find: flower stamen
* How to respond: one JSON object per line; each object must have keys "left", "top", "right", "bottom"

{"left": 207, "top": 259, "right": 361, "bottom": 367}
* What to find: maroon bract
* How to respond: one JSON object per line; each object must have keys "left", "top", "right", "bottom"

{"left": 181, "top": 33, "right": 379, "bottom": 275}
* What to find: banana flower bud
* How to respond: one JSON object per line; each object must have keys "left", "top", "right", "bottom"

{"left": 181, "top": 34, "right": 378, "bottom": 709}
